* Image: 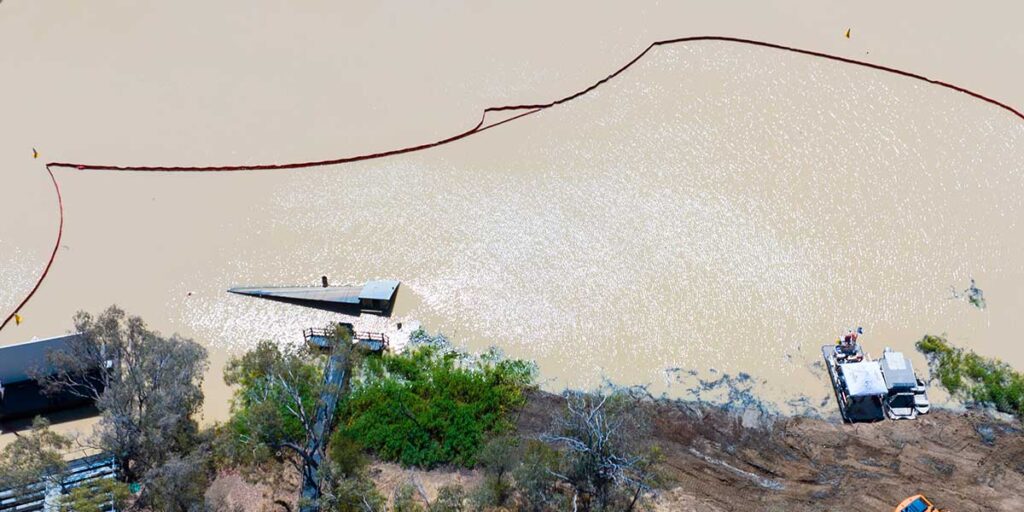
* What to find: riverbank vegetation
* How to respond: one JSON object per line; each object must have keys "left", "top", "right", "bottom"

{"left": 4, "top": 308, "right": 1024, "bottom": 510}
{"left": 338, "top": 330, "right": 536, "bottom": 468}
{"left": 917, "top": 334, "right": 1024, "bottom": 418}
{"left": 217, "top": 328, "right": 661, "bottom": 510}
{"left": 0, "top": 417, "right": 70, "bottom": 488}
{"left": 0, "top": 307, "right": 662, "bottom": 511}
{"left": 1, "top": 306, "right": 212, "bottom": 510}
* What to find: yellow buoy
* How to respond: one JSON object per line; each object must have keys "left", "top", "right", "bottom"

{"left": 32, "top": 147, "right": 39, "bottom": 159}
{"left": 845, "top": 28, "right": 851, "bottom": 39}
{"left": 14, "top": 314, "right": 23, "bottom": 325}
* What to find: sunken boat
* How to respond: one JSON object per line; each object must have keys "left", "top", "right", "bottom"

{"left": 228, "top": 279, "right": 400, "bottom": 315}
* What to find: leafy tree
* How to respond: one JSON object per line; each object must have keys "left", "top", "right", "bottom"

{"left": 337, "top": 331, "right": 536, "bottom": 468}
{"left": 223, "top": 340, "right": 325, "bottom": 468}
{"left": 34, "top": 306, "right": 208, "bottom": 482}
{"left": 59, "top": 478, "right": 131, "bottom": 512}
{"left": 0, "top": 417, "right": 70, "bottom": 488}
{"left": 224, "top": 325, "right": 355, "bottom": 511}
{"left": 917, "top": 334, "right": 1024, "bottom": 417}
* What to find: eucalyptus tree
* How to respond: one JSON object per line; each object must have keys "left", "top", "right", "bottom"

{"left": 223, "top": 326, "right": 355, "bottom": 512}
{"left": 33, "top": 305, "right": 208, "bottom": 482}
{"left": 0, "top": 417, "right": 70, "bottom": 489}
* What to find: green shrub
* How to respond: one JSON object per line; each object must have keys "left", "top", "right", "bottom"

{"left": 327, "top": 429, "right": 368, "bottom": 479}
{"left": 337, "top": 331, "right": 536, "bottom": 468}
{"left": 324, "top": 476, "right": 386, "bottom": 512}
{"left": 916, "top": 334, "right": 1024, "bottom": 418}
{"left": 472, "top": 436, "right": 518, "bottom": 508}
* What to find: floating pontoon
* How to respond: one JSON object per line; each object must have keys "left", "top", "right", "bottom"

{"left": 822, "top": 344, "right": 887, "bottom": 423}
{"left": 822, "top": 342, "right": 930, "bottom": 423}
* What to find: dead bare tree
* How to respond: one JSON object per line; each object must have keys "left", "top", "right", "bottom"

{"left": 541, "top": 384, "right": 657, "bottom": 511}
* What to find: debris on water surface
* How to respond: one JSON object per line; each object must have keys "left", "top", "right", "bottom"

{"left": 950, "top": 277, "right": 986, "bottom": 310}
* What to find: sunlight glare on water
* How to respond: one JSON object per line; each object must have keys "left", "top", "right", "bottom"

{"left": 175, "top": 44, "right": 1024, "bottom": 410}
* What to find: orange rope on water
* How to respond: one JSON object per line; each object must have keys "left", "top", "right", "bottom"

{"left": 3, "top": 35, "right": 1022, "bottom": 333}
{"left": 1, "top": 165, "right": 64, "bottom": 331}
{"left": 44, "top": 36, "right": 1024, "bottom": 174}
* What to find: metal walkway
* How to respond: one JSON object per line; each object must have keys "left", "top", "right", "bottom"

{"left": 0, "top": 454, "right": 118, "bottom": 512}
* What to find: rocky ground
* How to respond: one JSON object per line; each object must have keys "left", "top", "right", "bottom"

{"left": 209, "top": 391, "right": 1024, "bottom": 511}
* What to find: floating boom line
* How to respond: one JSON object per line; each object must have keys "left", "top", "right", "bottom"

{"left": 1, "top": 165, "right": 64, "bottom": 331}
{"left": 46, "top": 36, "right": 1024, "bottom": 173}
{"left": 3, "top": 35, "right": 1022, "bottom": 333}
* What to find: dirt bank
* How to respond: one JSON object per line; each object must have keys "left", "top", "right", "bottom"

{"left": 209, "top": 391, "right": 1024, "bottom": 511}
{"left": 519, "top": 392, "right": 1024, "bottom": 511}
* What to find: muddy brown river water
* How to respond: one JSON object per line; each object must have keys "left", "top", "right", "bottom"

{"left": 2, "top": 1, "right": 1023, "bottom": 426}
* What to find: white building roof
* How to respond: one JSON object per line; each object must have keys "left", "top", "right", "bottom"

{"left": 0, "top": 333, "right": 81, "bottom": 384}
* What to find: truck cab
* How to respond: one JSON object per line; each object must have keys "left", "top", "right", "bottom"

{"left": 895, "top": 494, "right": 938, "bottom": 512}
{"left": 878, "top": 348, "right": 930, "bottom": 420}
